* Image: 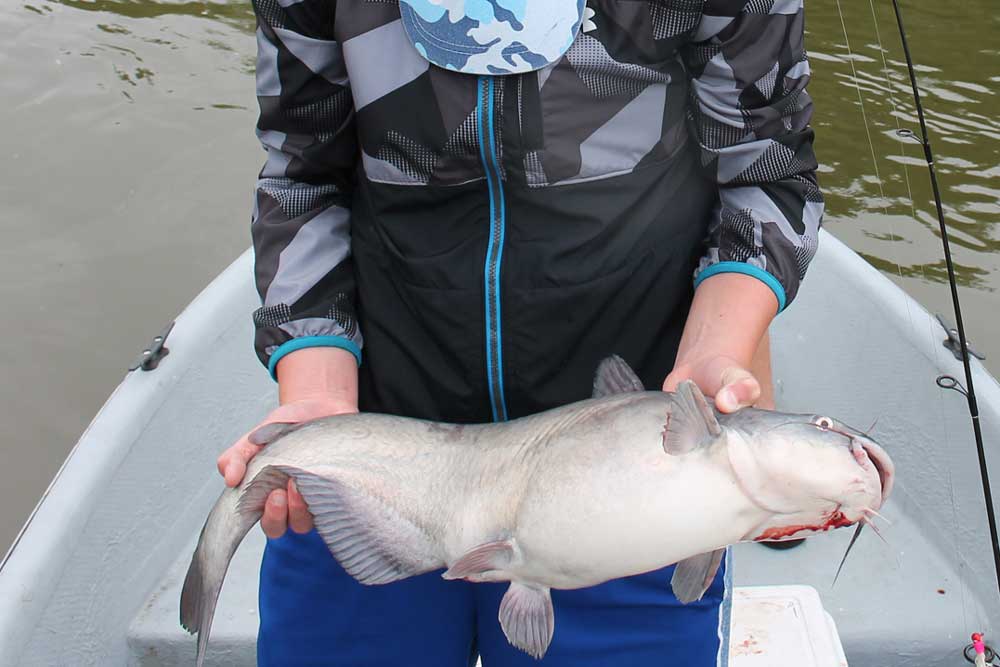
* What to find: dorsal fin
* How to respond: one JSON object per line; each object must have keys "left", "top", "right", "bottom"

{"left": 662, "top": 381, "right": 722, "bottom": 455}
{"left": 592, "top": 355, "right": 645, "bottom": 398}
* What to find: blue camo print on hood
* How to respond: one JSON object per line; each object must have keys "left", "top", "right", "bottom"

{"left": 398, "top": 0, "right": 587, "bottom": 74}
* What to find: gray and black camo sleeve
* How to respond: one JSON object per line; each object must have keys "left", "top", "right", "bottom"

{"left": 249, "top": 0, "right": 363, "bottom": 375}
{"left": 683, "top": 0, "right": 824, "bottom": 310}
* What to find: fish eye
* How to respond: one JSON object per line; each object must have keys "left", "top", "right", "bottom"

{"left": 815, "top": 417, "right": 833, "bottom": 430}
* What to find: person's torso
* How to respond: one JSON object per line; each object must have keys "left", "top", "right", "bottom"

{"left": 335, "top": 0, "right": 703, "bottom": 191}
{"left": 336, "top": 1, "right": 717, "bottom": 422}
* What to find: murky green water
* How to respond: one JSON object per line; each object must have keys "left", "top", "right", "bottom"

{"left": 807, "top": 0, "right": 1000, "bottom": 366}
{"left": 1, "top": 0, "right": 997, "bottom": 552}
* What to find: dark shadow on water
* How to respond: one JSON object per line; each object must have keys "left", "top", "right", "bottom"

{"left": 48, "top": 0, "right": 255, "bottom": 31}
{"left": 858, "top": 253, "right": 994, "bottom": 291}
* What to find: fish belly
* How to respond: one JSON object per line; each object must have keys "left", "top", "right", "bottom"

{"left": 509, "top": 449, "right": 736, "bottom": 589}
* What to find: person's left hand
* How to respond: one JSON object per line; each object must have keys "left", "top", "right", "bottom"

{"left": 662, "top": 354, "right": 760, "bottom": 414}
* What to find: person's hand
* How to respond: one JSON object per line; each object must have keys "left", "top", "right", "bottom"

{"left": 217, "top": 397, "right": 357, "bottom": 537}
{"left": 662, "top": 354, "right": 760, "bottom": 414}
{"left": 662, "top": 272, "right": 777, "bottom": 413}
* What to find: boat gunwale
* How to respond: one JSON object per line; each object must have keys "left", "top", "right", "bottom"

{"left": 2, "top": 233, "right": 999, "bottom": 663}
{"left": 0, "top": 249, "right": 255, "bottom": 662}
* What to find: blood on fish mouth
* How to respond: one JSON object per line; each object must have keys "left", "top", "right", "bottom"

{"left": 755, "top": 508, "right": 854, "bottom": 541}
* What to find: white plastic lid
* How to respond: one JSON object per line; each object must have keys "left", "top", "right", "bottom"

{"left": 729, "top": 585, "right": 849, "bottom": 667}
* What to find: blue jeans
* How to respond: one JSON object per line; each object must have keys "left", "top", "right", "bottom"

{"left": 258, "top": 529, "right": 731, "bottom": 666}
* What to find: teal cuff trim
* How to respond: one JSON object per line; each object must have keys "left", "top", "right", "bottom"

{"left": 267, "top": 335, "right": 362, "bottom": 381}
{"left": 694, "top": 262, "right": 787, "bottom": 313}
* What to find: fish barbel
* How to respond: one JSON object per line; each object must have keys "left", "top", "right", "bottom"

{"left": 180, "top": 356, "right": 894, "bottom": 663}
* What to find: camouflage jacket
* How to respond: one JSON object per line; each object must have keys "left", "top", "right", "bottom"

{"left": 250, "top": 0, "right": 823, "bottom": 416}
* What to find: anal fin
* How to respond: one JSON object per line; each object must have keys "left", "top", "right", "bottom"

{"left": 278, "top": 465, "right": 443, "bottom": 585}
{"left": 499, "top": 582, "right": 555, "bottom": 659}
{"left": 670, "top": 548, "right": 725, "bottom": 603}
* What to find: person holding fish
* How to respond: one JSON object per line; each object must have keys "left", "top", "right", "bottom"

{"left": 216, "top": 1, "right": 824, "bottom": 664}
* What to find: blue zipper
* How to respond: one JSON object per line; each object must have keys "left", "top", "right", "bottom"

{"left": 476, "top": 76, "right": 509, "bottom": 422}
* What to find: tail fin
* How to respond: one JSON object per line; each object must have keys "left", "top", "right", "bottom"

{"left": 180, "top": 467, "right": 287, "bottom": 667}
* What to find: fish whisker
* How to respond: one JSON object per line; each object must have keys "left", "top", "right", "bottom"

{"left": 862, "top": 506, "right": 892, "bottom": 525}
{"left": 863, "top": 516, "right": 889, "bottom": 545}
{"left": 833, "top": 522, "right": 865, "bottom": 586}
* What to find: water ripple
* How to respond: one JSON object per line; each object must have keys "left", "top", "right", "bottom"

{"left": 810, "top": 0, "right": 999, "bottom": 292}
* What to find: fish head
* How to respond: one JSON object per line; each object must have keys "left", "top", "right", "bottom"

{"left": 720, "top": 409, "right": 895, "bottom": 542}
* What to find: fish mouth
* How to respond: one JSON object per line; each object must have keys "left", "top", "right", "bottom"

{"left": 823, "top": 421, "right": 895, "bottom": 506}
{"left": 852, "top": 437, "right": 895, "bottom": 506}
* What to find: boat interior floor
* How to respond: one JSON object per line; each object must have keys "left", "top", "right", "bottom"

{"left": 128, "top": 488, "right": 979, "bottom": 667}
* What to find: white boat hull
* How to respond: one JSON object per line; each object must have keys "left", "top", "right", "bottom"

{"left": 2, "top": 231, "right": 997, "bottom": 665}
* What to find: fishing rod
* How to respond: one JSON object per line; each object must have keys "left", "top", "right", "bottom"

{"left": 887, "top": 0, "right": 1000, "bottom": 601}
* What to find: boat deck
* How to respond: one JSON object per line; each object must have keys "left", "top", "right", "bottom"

{"left": 127, "top": 493, "right": 974, "bottom": 666}
{"left": 3, "top": 233, "right": 997, "bottom": 665}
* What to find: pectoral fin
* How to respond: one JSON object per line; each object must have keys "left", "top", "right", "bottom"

{"left": 592, "top": 355, "right": 645, "bottom": 398}
{"left": 498, "top": 582, "right": 555, "bottom": 659}
{"left": 248, "top": 422, "right": 304, "bottom": 446}
{"left": 670, "top": 548, "right": 725, "bottom": 603}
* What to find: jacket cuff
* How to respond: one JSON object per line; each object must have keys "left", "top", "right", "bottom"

{"left": 267, "top": 335, "right": 362, "bottom": 381}
{"left": 694, "top": 261, "right": 787, "bottom": 314}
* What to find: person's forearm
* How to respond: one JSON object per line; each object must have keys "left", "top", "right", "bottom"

{"left": 674, "top": 273, "right": 777, "bottom": 372}
{"left": 750, "top": 331, "right": 775, "bottom": 410}
{"left": 663, "top": 273, "right": 777, "bottom": 411}
{"left": 275, "top": 347, "right": 359, "bottom": 408}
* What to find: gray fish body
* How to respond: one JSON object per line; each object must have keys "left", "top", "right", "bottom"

{"left": 250, "top": 393, "right": 760, "bottom": 586}
{"left": 181, "top": 358, "right": 894, "bottom": 663}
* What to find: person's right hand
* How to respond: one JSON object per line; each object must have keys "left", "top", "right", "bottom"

{"left": 217, "top": 397, "right": 357, "bottom": 538}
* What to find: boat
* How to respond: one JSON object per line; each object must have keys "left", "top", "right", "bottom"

{"left": 1, "top": 230, "right": 997, "bottom": 666}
